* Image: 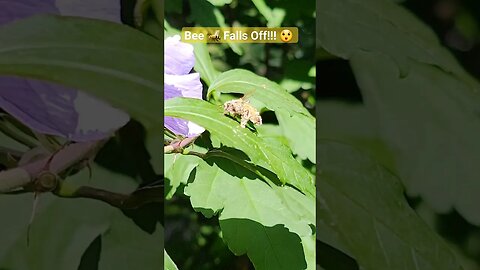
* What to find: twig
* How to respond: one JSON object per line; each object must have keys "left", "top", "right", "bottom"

{"left": 164, "top": 136, "right": 198, "bottom": 154}
{"left": 0, "top": 138, "right": 163, "bottom": 210}
{"left": 0, "top": 140, "right": 105, "bottom": 193}
{"left": 54, "top": 183, "right": 163, "bottom": 209}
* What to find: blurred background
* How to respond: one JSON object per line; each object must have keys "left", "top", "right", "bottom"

{"left": 318, "top": 0, "right": 480, "bottom": 269}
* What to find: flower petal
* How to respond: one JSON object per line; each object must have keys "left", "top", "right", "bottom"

{"left": 0, "top": 0, "right": 129, "bottom": 141}
{"left": 165, "top": 73, "right": 203, "bottom": 99}
{"left": 0, "top": 0, "right": 57, "bottom": 25}
{"left": 72, "top": 91, "right": 130, "bottom": 141}
{"left": 164, "top": 84, "right": 204, "bottom": 137}
{"left": 0, "top": 77, "right": 129, "bottom": 141}
{"left": 164, "top": 35, "right": 195, "bottom": 75}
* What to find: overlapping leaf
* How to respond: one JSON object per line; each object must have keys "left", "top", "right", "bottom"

{"left": 0, "top": 15, "right": 163, "bottom": 129}
{"left": 0, "top": 165, "right": 163, "bottom": 270}
{"left": 164, "top": 97, "right": 314, "bottom": 196}
{"left": 185, "top": 157, "right": 314, "bottom": 270}
{"left": 317, "top": 0, "right": 478, "bottom": 87}
{"left": 208, "top": 69, "right": 315, "bottom": 162}
{"left": 317, "top": 0, "right": 480, "bottom": 224}
{"left": 317, "top": 142, "right": 463, "bottom": 270}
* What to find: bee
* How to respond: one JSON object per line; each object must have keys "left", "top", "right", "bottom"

{"left": 223, "top": 93, "right": 262, "bottom": 128}
{"left": 208, "top": 30, "right": 221, "bottom": 42}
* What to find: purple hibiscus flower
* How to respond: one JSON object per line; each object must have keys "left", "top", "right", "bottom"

{"left": 0, "top": 0, "right": 128, "bottom": 142}
{"left": 164, "top": 35, "right": 205, "bottom": 137}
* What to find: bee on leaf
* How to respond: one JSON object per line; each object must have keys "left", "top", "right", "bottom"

{"left": 223, "top": 91, "right": 262, "bottom": 128}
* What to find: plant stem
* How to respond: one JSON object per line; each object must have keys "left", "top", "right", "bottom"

{"left": 164, "top": 136, "right": 198, "bottom": 154}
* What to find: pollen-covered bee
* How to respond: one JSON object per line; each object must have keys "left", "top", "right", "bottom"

{"left": 223, "top": 94, "right": 262, "bottom": 128}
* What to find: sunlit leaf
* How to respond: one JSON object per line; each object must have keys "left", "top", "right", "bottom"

{"left": 185, "top": 157, "right": 314, "bottom": 270}
{"left": 208, "top": 69, "right": 315, "bottom": 162}
{"left": 165, "top": 97, "right": 315, "bottom": 196}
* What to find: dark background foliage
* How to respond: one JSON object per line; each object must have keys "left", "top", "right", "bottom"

{"left": 317, "top": 0, "right": 480, "bottom": 269}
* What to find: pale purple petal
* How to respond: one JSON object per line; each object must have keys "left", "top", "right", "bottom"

{"left": 164, "top": 35, "right": 195, "bottom": 75}
{"left": 0, "top": 0, "right": 129, "bottom": 141}
{"left": 0, "top": 78, "right": 77, "bottom": 137}
{"left": 164, "top": 83, "right": 205, "bottom": 137}
{"left": 165, "top": 73, "right": 203, "bottom": 99}
{"left": 0, "top": 0, "right": 57, "bottom": 24}
{"left": 164, "top": 36, "right": 205, "bottom": 137}
{"left": 0, "top": 77, "right": 129, "bottom": 141}
{"left": 55, "top": 0, "right": 121, "bottom": 23}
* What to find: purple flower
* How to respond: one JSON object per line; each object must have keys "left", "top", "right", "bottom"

{"left": 164, "top": 35, "right": 205, "bottom": 137}
{"left": 0, "top": 0, "right": 128, "bottom": 142}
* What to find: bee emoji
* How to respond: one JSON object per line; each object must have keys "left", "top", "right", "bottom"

{"left": 208, "top": 30, "right": 221, "bottom": 42}
{"left": 223, "top": 92, "right": 262, "bottom": 128}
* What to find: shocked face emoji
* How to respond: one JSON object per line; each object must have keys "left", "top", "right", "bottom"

{"left": 280, "top": 29, "right": 293, "bottom": 42}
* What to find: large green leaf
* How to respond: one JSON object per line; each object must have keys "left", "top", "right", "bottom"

{"left": 317, "top": 0, "right": 480, "bottom": 224}
{"left": 185, "top": 157, "right": 314, "bottom": 270}
{"left": 164, "top": 97, "right": 314, "bottom": 196}
{"left": 0, "top": 165, "right": 162, "bottom": 270}
{"left": 317, "top": 142, "right": 463, "bottom": 270}
{"left": 317, "top": 100, "right": 394, "bottom": 172}
{"left": 208, "top": 69, "right": 316, "bottom": 163}
{"left": 351, "top": 51, "right": 480, "bottom": 224}
{"left": 0, "top": 194, "right": 109, "bottom": 270}
{"left": 317, "top": 0, "right": 478, "bottom": 87}
{"left": 0, "top": 15, "right": 163, "bottom": 129}
{"left": 98, "top": 215, "right": 163, "bottom": 270}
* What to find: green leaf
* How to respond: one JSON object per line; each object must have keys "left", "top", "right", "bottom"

{"left": 0, "top": 15, "right": 163, "bottom": 129}
{"left": 164, "top": 250, "right": 179, "bottom": 270}
{"left": 351, "top": 51, "right": 480, "bottom": 224}
{"left": 98, "top": 215, "right": 163, "bottom": 270}
{"left": 317, "top": 142, "right": 463, "bottom": 270}
{"left": 317, "top": 0, "right": 480, "bottom": 224}
{"left": 317, "top": 101, "right": 395, "bottom": 172}
{"left": 0, "top": 165, "right": 162, "bottom": 269}
{"left": 0, "top": 194, "right": 110, "bottom": 270}
{"left": 256, "top": 124, "right": 290, "bottom": 146}
{"left": 185, "top": 157, "right": 314, "bottom": 270}
{"left": 164, "top": 153, "right": 200, "bottom": 199}
{"left": 208, "top": 69, "right": 316, "bottom": 163}
{"left": 206, "top": 0, "right": 232, "bottom": 6}
{"left": 164, "top": 97, "right": 314, "bottom": 196}
{"left": 251, "top": 0, "right": 285, "bottom": 27}
{"left": 276, "top": 110, "right": 315, "bottom": 162}
{"left": 192, "top": 43, "right": 220, "bottom": 86}
{"left": 317, "top": 0, "right": 478, "bottom": 87}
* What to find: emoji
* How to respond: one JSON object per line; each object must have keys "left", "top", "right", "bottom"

{"left": 280, "top": 29, "right": 293, "bottom": 42}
